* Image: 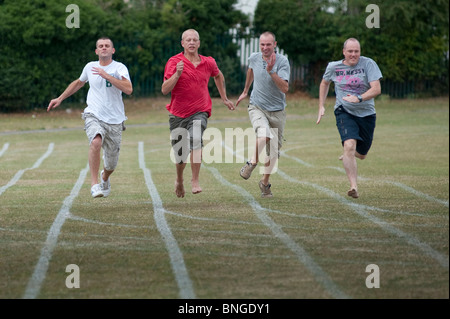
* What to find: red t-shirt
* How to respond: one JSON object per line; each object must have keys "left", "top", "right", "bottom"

{"left": 164, "top": 52, "right": 219, "bottom": 118}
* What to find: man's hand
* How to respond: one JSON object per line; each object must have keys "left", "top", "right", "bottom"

{"left": 316, "top": 105, "right": 325, "bottom": 124}
{"left": 47, "top": 98, "right": 62, "bottom": 112}
{"left": 176, "top": 61, "right": 184, "bottom": 77}
{"left": 223, "top": 98, "right": 235, "bottom": 111}
{"left": 236, "top": 92, "right": 248, "bottom": 107}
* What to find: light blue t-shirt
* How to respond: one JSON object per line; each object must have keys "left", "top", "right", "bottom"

{"left": 248, "top": 52, "right": 290, "bottom": 111}
{"left": 323, "top": 56, "right": 382, "bottom": 117}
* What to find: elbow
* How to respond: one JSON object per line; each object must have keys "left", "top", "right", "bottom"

{"left": 125, "top": 87, "right": 133, "bottom": 95}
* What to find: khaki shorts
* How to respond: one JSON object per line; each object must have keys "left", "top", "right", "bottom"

{"left": 248, "top": 104, "right": 286, "bottom": 158}
{"left": 83, "top": 113, "right": 123, "bottom": 171}
{"left": 169, "top": 112, "right": 208, "bottom": 164}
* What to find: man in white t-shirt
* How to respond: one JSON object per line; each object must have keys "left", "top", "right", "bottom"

{"left": 47, "top": 37, "right": 133, "bottom": 198}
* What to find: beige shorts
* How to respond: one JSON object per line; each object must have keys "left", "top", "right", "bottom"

{"left": 248, "top": 104, "right": 286, "bottom": 158}
{"left": 83, "top": 113, "right": 123, "bottom": 171}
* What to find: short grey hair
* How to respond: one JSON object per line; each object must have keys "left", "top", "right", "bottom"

{"left": 343, "top": 38, "right": 360, "bottom": 49}
{"left": 181, "top": 29, "right": 200, "bottom": 41}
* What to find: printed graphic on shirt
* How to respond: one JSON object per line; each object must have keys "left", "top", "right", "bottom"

{"left": 335, "top": 68, "right": 366, "bottom": 94}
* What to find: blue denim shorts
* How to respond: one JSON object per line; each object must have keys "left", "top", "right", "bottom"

{"left": 334, "top": 106, "right": 376, "bottom": 156}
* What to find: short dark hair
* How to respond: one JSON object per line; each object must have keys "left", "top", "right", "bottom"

{"left": 260, "top": 31, "right": 276, "bottom": 42}
{"left": 96, "top": 37, "right": 114, "bottom": 48}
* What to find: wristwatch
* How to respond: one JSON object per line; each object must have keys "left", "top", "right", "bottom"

{"left": 269, "top": 69, "right": 275, "bottom": 75}
{"left": 357, "top": 94, "right": 363, "bottom": 103}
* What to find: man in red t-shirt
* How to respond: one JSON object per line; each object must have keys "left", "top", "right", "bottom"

{"left": 162, "top": 29, "right": 235, "bottom": 198}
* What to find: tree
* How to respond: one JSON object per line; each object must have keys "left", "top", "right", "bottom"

{"left": 253, "top": 0, "right": 449, "bottom": 96}
{"left": 0, "top": 0, "right": 249, "bottom": 112}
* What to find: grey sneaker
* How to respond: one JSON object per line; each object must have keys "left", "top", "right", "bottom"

{"left": 100, "top": 170, "right": 111, "bottom": 197}
{"left": 240, "top": 161, "right": 257, "bottom": 180}
{"left": 91, "top": 184, "right": 103, "bottom": 198}
{"left": 259, "top": 180, "right": 273, "bottom": 198}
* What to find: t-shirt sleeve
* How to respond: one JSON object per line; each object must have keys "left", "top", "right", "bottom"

{"left": 366, "top": 59, "right": 383, "bottom": 82}
{"left": 277, "top": 56, "right": 290, "bottom": 82}
{"left": 117, "top": 63, "right": 131, "bottom": 82}
{"left": 322, "top": 62, "right": 334, "bottom": 82}
{"left": 164, "top": 58, "right": 177, "bottom": 81}
{"left": 209, "top": 57, "right": 219, "bottom": 77}
{"left": 79, "top": 63, "right": 90, "bottom": 82}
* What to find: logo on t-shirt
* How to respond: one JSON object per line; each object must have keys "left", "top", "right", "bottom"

{"left": 105, "top": 73, "right": 114, "bottom": 87}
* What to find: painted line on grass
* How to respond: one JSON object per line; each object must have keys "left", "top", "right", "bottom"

{"left": 280, "top": 149, "right": 449, "bottom": 208}
{"left": 206, "top": 164, "right": 350, "bottom": 299}
{"left": 0, "top": 143, "right": 9, "bottom": 157}
{"left": 138, "top": 141, "right": 195, "bottom": 299}
{"left": 23, "top": 163, "right": 89, "bottom": 299}
{"left": 0, "top": 143, "right": 54, "bottom": 196}
{"left": 276, "top": 169, "right": 449, "bottom": 269}
{"left": 230, "top": 143, "right": 448, "bottom": 269}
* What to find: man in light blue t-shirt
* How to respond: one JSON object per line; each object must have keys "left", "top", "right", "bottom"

{"left": 317, "top": 38, "right": 382, "bottom": 199}
{"left": 236, "top": 31, "right": 290, "bottom": 198}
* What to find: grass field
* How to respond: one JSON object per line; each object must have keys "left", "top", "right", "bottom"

{"left": 0, "top": 94, "right": 448, "bottom": 300}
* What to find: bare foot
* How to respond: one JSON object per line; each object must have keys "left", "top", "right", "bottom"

{"left": 347, "top": 188, "right": 359, "bottom": 198}
{"left": 175, "top": 180, "right": 185, "bottom": 198}
{"left": 191, "top": 180, "right": 202, "bottom": 194}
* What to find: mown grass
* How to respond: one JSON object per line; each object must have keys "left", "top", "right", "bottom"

{"left": 0, "top": 94, "right": 448, "bottom": 299}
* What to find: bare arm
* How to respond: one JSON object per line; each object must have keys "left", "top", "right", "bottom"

{"left": 342, "top": 80, "right": 381, "bottom": 103}
{"left": 236, "top": 68, "right": 254, "bottom": 107}
{"left": 161, "top": 61, "right": 184, "bottom": 95}
{"left": 316, "top": 79, "right": 331, "bottom": 124}
{"left": 47, "top": 79, "right": 86, "bottom": 111}
{"left": 92, "top": 67, "right": 133, "bottom": 95}
{"left": 213, "top": 70, "right": 235, "bottom": 111}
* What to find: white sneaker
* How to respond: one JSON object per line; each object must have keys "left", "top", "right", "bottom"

{"left": 91, "top": 184, "right": 103, "bottom": 198}
{"left": 100, "top": 170, "right": 111, "bottom": 197}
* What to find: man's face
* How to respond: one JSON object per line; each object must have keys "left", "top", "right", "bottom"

{"left": 181, "top": 31, "right": 200, "bottom": 53}
{"left": 259, "top": 34, "right": 276, "bottom": 58}
{"left": 343, "top": 41, "right": 361, "bottom": 66}
{"left": 95, "top": 39, "right": 115, "bottom": 59}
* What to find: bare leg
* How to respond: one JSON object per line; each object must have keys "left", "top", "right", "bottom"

{"left": 89, "top": 135, "right": 102, "bottom": 186}
{"left": 101, "top": 168, "right": 114, "bottom": 182}
{"left": 342, "top": 139, "right": 359, "bottom": 197}
{"left": 191, "top": 148, "right": 202, "bottom": 194}
{"left": 175, "top": 162, "right": 186, "bottom": 198}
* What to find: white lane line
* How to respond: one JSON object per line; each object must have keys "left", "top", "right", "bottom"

{"left": 23, "top": 163, "right": 89, "bottom": 299}
{"left": 0, "top": 143, "right": 54, "bottom": 196}
{"left": 0, "top": 143, "right": 9, "bottom": 157}
{"left": 277, "top": 169, "right": 449, "bottom": 270}
{"left": 206, "top": 165, "right": 350, "bottom": 299}
{"left": 138, "top": 141, "right": 195, "bottom": 299}
{"left": 281, "top": 149, "right": 448, "bottom": 208}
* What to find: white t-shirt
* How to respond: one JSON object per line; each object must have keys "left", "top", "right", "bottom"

{"left": 80, "top": 60, "right": 130, "bottom": 124}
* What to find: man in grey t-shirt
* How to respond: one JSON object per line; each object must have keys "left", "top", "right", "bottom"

{"left": 236, "top": 31, "right": 290, "bottom": 198}
{"left": 317, "top": 38, "right": 382, "bottom": 199}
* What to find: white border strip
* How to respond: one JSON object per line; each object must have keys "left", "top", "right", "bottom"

{"left": 23, "top": 163, "right": 89, "bottom": 299}
{"left": 138, "top": 141, "right": 195, "bottom": 299}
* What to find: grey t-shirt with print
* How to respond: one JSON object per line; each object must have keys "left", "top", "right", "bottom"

{"left": 323, "top": 56, "right": 382, "bottom": 117}
{"left": 248, "top": 52, "right": 290, "bottom": 112}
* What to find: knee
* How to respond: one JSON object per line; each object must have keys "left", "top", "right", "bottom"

{"left": 356, "top": 152, "right": 367, "bottom": 160}
{"left": 91, "top": 135, "right": 102, "bottom": 150}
